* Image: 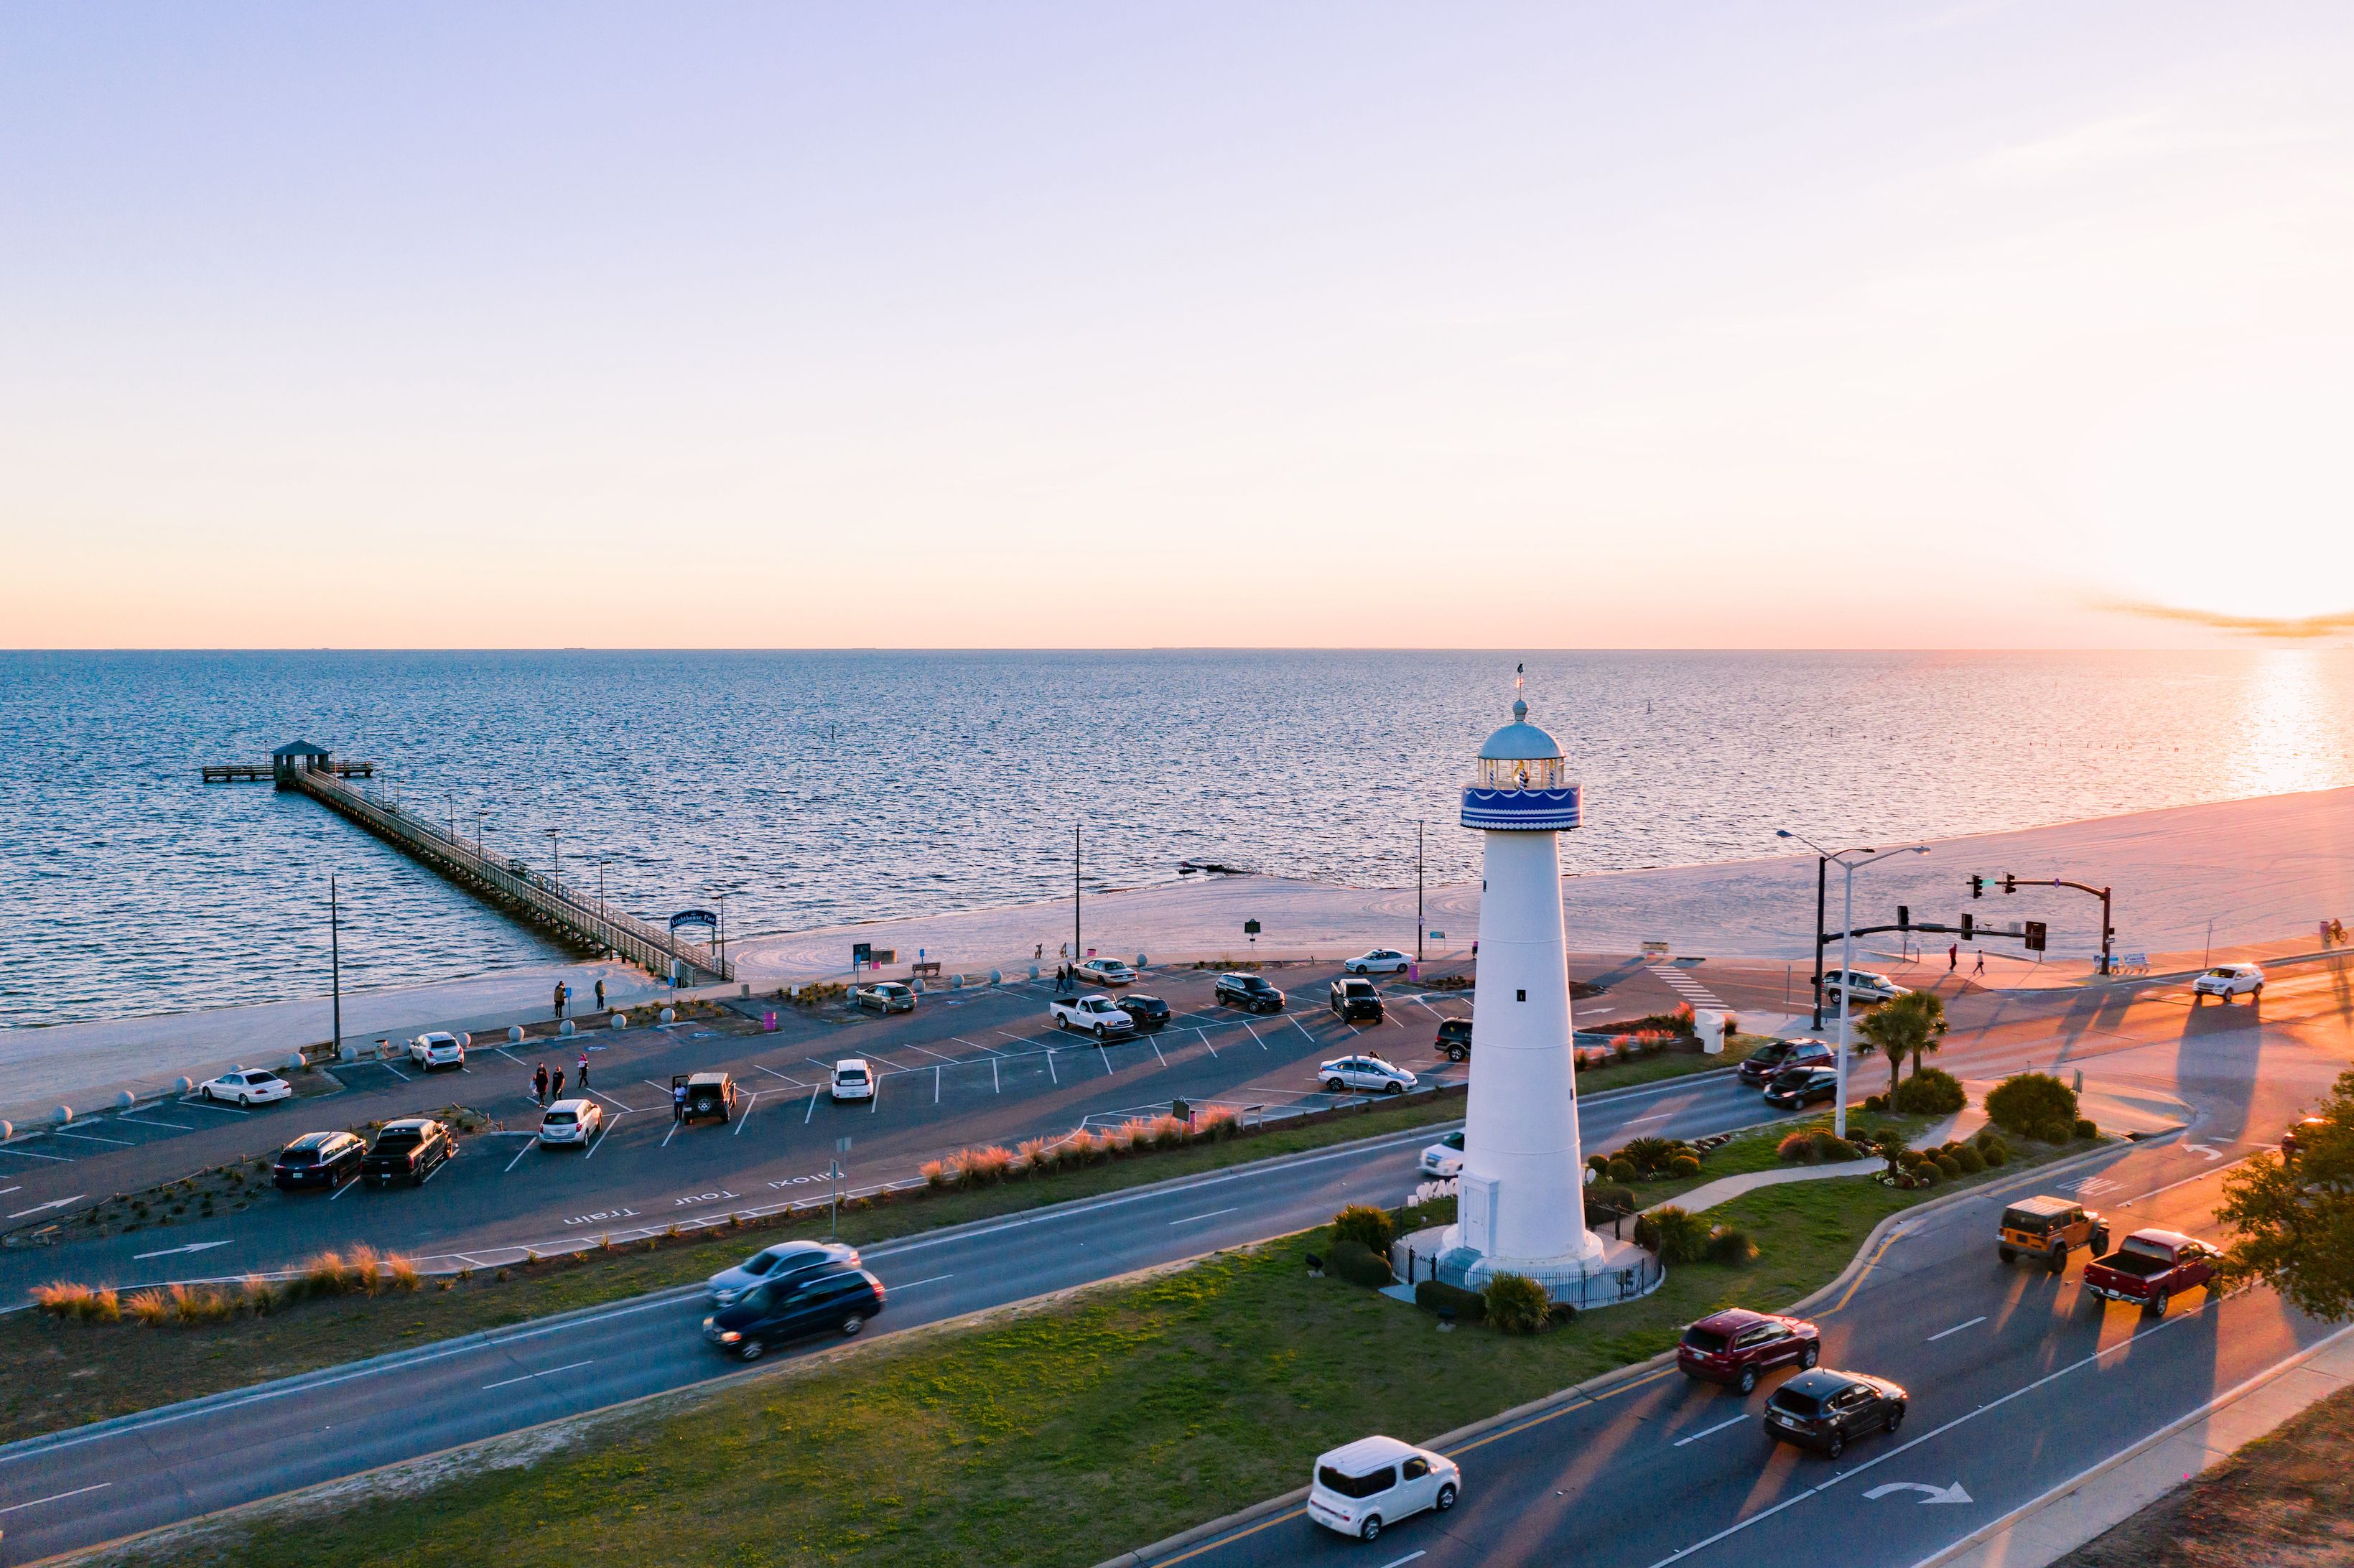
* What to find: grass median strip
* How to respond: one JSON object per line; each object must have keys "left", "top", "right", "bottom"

{"left": 105, "top": 1126, "right": 2085, "bottom": 1568}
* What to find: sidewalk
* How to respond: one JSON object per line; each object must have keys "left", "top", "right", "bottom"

{"left": 1925, "top": 1324, "right": 2354, "bottom": 1568}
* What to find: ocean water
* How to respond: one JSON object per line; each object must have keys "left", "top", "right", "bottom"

{"left": 4, "top": 649, "right": 2352, "bottom": 1027}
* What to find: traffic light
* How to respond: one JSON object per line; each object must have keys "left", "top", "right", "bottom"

{"left": 1897, "top": 905, "right": 1910, "bottom": 930}
{"left": 1960, "top": 911, "right": 1974, "bottom": 941}
{"left": 2024, "top": 920, "right": 2047, "bottom": 952}
{"left": 2003, "top": 874, "right": 2017, "bottom": 895}
{"left": 1969, "top": 875, "right": 1984, "bottom": 899}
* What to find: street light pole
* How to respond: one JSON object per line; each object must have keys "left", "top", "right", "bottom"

{"left": 1779, "top": 830, "right": 1930, "bottom": 1139}
{"left": 475, "top": 809, "right": 486, "bottom": 858}
{"left": 1073, "top": 823, "right": 1081, "bottom": 963}
{"left": 330, "top": 872, "right": 343, "bottom": 1059}
{"left": 1415, "top": 818, "right": 1425, "bottom": 964}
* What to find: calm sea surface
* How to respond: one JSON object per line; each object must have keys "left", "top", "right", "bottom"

{"left": 5, "top": 650, "right": 2352, "bottom": 1027}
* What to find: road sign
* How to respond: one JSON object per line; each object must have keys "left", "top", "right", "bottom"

{"left": 1960, "top": 911, "right": 1974, "bottom": 941}
{"left": 2024, "top": 920, "right": 2047, "bottom": 952}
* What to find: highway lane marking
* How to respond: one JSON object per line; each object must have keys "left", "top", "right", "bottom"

{"left": 735, "top": 1091, "right": 763, "bottom": 1135}
{"left": 1673, "top": 1414, "right": 1751, "bottom": 1447}
{"left": 1449, "top": 1366, "right": 1682, "bottom": 1457}
{"left": 481, "top": 1358, "right": 595, "bottom": 1391}
{"left": 0, "top": 1185, "right": 17, "bottom": 1197}
{"left": 1158, "top": 1506, "right": 1303, "bottom": 1565}
{"left": 1171, "top": 1207, "right": 1241, "bottom": 1226}
{"left": 133, "top": 1239, "right": 235, "bottom": 1261}
{"left": 1927, "top": 1315, "right": 1987, "bottom": 1343}
{"left": 893, "top": 1274, "right": 954, "bottom": 1290}
{"left": 1624, "top": 1111, "right": 1675, "bottom": 1125}
{"left": 1375, "top": 1552, "right": 1426, "bottom": 1567}
{"left": 2118, "top": 1154, "right": 2259, "bottom": 1210}
{"left": 6, "top": 1195, "right": 83, "bottom": 1218}
{"left": 1828, "top": 1226, "right": 1910, "bottom": 1314}
{"left": 53, "top": 1129, "right": 136, "bottom": 1146}
{"left": 1641, "top": 1294, "right": 2208, "bottom": 1567}
{"left": 505, "top": 1139, "right": 539, "bottom": 1173}
{"left": 0, "top": 1480, "right": 111, "bottom": 1516}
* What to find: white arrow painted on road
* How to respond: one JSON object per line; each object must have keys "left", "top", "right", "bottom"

{"left": 2184, "top": 1143, "right": 2223, "bottom": 1161}
{"left": 1864, "top": 1481, "right": 1972, "bottom": 1505}
{"left": 6, "top": 1194, "right": 84, "bottom": 1219}
{"left": 131, "top": 1238, "right": 236, "bottom": 1261}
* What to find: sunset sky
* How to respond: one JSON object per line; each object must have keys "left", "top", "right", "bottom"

{"left": 4, "top": 2, "right": 2352, "bottom": 649}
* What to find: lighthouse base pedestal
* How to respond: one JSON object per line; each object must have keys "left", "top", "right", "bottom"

{"left": 1398, "top": 1224, "right": 1663, "bottom": 1312}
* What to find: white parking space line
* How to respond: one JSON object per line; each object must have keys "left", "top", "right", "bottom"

{"left": 806, "top": 1088, "right": 820, "bottom": 1124}
{"left": 583, "top": 1122, "right": 611, "bottom": 1160}
{"left": 992, "top": 1058, "right": 1000, "bottom": 1094}
{"left": 1196, "top": 1027, "right": 1218, "bottom": 1058}
{"left": 0, "top": 1481, "right": 111, "bottom": 1516}
{"left": 903, "top": 1042, "right": 959, "bottom": 1064}
{"left": 1150, "top": 1037, "right": 1169, "bottom": 1067}
{"left": 114, "top": 1115, "right": 193, "bottom": 1131}
{"left": 505, "top": 1139, "right": 538, "bottom": 1173}
{"left": 1171, "top": 1206, "right": 1240, "bottom": 1226}
{"left": 870, "top": 1076, "right": 882, "bottom": 1113}
{"left": 0, "top": 1144, "right": 73, "bottom": 1161}
{"left": 1376, "top": 1551, "right": 1425, "bottom": 1568}
{"left": 381, "top": 1061, "right": 412, "bottom": 1081}
{"left": 330, "top": 1175, "right": 360, "bottom": 1200}
{"left": 1290, "top": 1016, "right": 1317, "bottom": 1042}
{"left": 0, "top": 1185, "right": 18, "bottom": 1197}
{"left": 183, "top": 1098, "right": 251, "bottom": 1116}
{"left": 1047, "top": 1050, "right": 1059, "bottom": 1084}
{"left": 482, "top": 1358, "right": 594, "bottom": 1391}
{"left": 754, "top": 1064, "right": 804, "bottom": 1084}
{"left": 1242, "top": 1019, "right": 1267, "bottom": 1050}
{"left": 995, "top": 1028, "right": 1031, "bottom": 1042}
{"left": 661, "top": 1119, "right": 681, "bottom": 1149}
{"left": 934, "top": 1065, "right": 942, "bottom": 1103}
{"left": 641, "top": 1079, "right": 671, "bottom": 1095}
{"left": 1927, "top": 1315, "right": 1988, "bottom": 1342}
{"left": 1673, "top": 1414, "right": 1751, "bottom": 1447}
{"left": 587, "top": 1088, "right": 638, "bottom": 1113}
{"left": 734, "top": 1091, "right": 763, "bottom": 1135}
{"left": 1099, "top": 1047, "right": 1115, "bottom": 1076}
{"left": 953, "top": 1036, "right": 1008, "bottom": 1058}
{"left": 53, "top": 1129, "right": 136, "bottom": 1146}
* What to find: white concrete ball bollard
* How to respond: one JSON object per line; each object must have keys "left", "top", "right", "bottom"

{"left": 1030, "top": 964, "right": 1041, "bottom": 980}
{"left": 610, "top": 1013, "right": 628, "bottom": 1030}
{"left": 559, "top": 1019, "right": 576, "bottom": 1037}
{"left": 52, "top": 1106, "right": 73, "bottom": 1126}
{"left": 1136, "top": 953, "right": 1148, "bottom": 968}
{"left": 115, "top": 1090, "right": 135, "bottom": 1110}
{"left": 284, "top": 1053, "right": 307, "bottom": 1072}
{"left": 508, "top": 1025, "right": 525, "bottom": 1044}
{"left": 0, "top": 1119, "right": 11, "bottom": 1142}
{"left": 950, "top": 974, "right": 963, "bottom": 989}
{"left": 990, "top": 969, "right": 1003, "bottom": 985}
{"left": 340, "top": 1042, "right": 359, "bottom": 1063}
{"left": 659, "top": 1007, "right": 675, "bottom": 1025}
{"left": 173, "top": 1077, "right": 193, "bottom": 1095}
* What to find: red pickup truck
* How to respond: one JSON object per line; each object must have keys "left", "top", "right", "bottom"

{"left": 2082, "top": 1229, "right": 2219, "bottom": 1317}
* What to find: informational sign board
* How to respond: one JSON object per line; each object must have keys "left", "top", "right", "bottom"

{"left": 852, "top": 942, "right": 873, "bottom": 965}
{"left": 670, "top": 908, "right": 718, "bottom": 933}
{"left": 1641, "top": 940, "right": 1670, "bottom": 957}
{"left": 1243, "top": 919, "right": 1261, "bottom": 935}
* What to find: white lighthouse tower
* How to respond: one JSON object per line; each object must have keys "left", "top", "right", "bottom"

{"left": 1439, "top": 687, "right": 1609, "bottom": 1294}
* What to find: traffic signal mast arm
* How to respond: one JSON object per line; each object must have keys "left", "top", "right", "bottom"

{"left": 1966, "top": 874, "right": 2117, "bottom": 977}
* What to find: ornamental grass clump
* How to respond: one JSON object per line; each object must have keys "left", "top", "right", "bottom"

{"left": 125, "top": 1288, "right": 171, "bottom": 1325}
{"left": 387, "top": 1255, "right": 421, "bottom": 1291}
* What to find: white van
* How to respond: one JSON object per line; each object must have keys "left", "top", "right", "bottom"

{"left": 1306, "top": 1434, "right": 1460, "bottom": 1542}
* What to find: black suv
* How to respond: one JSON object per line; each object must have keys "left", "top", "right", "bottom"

{"left": 1121, "top": 995, "right": 1171, "bottom": 1032}
{"left": 1215, "top": 974, "right": 1285, "bottom": 1013}
{"left": 1435, "top": 1018, "right": 1472, "bottom": 1061}
{"left": 702, "top": 1266, "right": 886, "bottom": 1362}
{"left": 1330, "top": 977, "right": 1384, "bottom": 1024}
{"left": 361, "top": 1119, "right": 455, "bottom": 1186}
{"left": 273, "top": 1130, "right": 364, "bottom": 1191}
{"left": 1762, "top": 1368, "right": 1907, "bottom": 1457}
{"left": 1737, "top": 1037, "right": 1832, "bottom": 1086}
{"left": 1762, "top": 1065, "right": 1841, "bottom": 1110}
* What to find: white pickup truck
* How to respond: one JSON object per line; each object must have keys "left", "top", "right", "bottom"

{"left": 1050, "top": 994, "right": 1137, "bottom": 1041}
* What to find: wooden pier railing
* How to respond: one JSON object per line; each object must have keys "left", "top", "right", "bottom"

{"left": 203, "top": 760, "right": 376, "bottom": 783}
{"left": 286, "top": 763, "right": 731, "bottom": 983}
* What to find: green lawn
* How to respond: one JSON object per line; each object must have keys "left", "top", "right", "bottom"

{"left": 121, "top": 1126, "right": 2083, "bottom": 1568}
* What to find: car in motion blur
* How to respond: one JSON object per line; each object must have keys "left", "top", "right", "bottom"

{"left": 1420, "top": 1129, "right": 1464, "bottom": 1177}
{"left": 1677, "top": 1308, "right": 1820, "bottom": 1394}
{"left": 702, "top": 1265, "right": 885, "bottom": 1360}
{"left": 1737, "top": 1037, "right": 1831, "bottom": 1087}
{"left": 1762, "top": 1368, "right": 1907, "bottom": 1457}
{"left": 705, "top": 1240, "right": 862, "bottom": 1307}
{"left": 1306, "top": 1435, "right": 1459, "bottom": 1542}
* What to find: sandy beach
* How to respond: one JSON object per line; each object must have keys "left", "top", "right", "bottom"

{"left": 5, "top": 784, "right": 2349, "bottom": 1130}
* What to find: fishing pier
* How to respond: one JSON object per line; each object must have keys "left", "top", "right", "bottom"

{"left": 204, "top": 740, "right": 732, "bottom": 983}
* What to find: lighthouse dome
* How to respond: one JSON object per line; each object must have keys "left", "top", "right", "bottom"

{"left": 1477, "top": 699, "right": 1561, "bottom": 762}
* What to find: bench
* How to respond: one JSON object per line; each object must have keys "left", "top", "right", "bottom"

{"left": 910, "top": 961, "right": 943, "bottom": 978}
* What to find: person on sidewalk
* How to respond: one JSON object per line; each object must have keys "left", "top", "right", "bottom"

{"left": 595, "top": 978, "right": 606, "bottom": 1010}
{"left": 552, "top": 981, "right": 567, "bottom": 1019}
{"left": 1948, "top": 942, "right": 1958, "bottom": 973}
{"left": 673, "top": 1080, "right": 688, "bottom": 1121}
{"left": 1973, "top": 950, "right": 1986, "bottom": 977}
{"left": 550, "top": 1066, "right": 566, "bottom": 1103}
{"left": 534, "top": 1062, "right": 549, "bottom": 1106}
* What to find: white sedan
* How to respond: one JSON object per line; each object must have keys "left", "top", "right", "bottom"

{"left": 2192, "top": 963, "right": 2265, "bottom": 1002}
{"left": 1346, "top": 949, "right": 1413, "bottom": 976}
{"left": 408, "top": 1030, "right": 468, "bottom": 1070}
{"left": 196, "top": 1068, "right": 293, "bottom": 1106}
{"left": 1074, "top": 957, "right": 1136, "bottom": 986}
{"left": 1320, "top": 1055, "right": 1418, "bottom": 1096}
{"left": 537, "top": 1098, "right": 603, "bottom": 1146}
{"left": 1419, "top": 1129, "right": 1464, "bottom": 1177}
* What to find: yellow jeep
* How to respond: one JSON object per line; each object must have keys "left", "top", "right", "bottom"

{"left": 1999, "top": 1195, "right": 2109, "bottom": 1274}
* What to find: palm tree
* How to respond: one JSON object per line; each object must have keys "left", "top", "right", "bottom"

{"left": 1855, "top": 991, "right": 1948, "bottom": 1095}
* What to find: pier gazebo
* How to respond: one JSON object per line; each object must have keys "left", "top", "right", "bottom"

{"left": 271, "top": 739, "right": 334, "bottom": 790}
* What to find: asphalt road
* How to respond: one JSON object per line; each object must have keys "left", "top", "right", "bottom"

{"left": 0, "top": 959, "right": 1718, "bottom": 1300}
{"left": 1137, "top": 962, "right": 2354, "bottom": 1567}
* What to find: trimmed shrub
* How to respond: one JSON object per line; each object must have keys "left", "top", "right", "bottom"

{"left": 1952, "top": 1144, "right": 1986, "bottom": 1174}
{"left": 1584, "top": 1185, "right": 1637, "bottom": 1225}
{"left": 1987, "top": 1073, "right": 2078, "bottom": 1141}
{"left": 1892, "top": 1067, "right": 1967, "bottom": 1116}
{"left": 1331, "top": 1203, "right": 1397, "bottom": 1255}
{"left": 1708, "top": 1226, "right": 1759, "bottom": 1265}
{"left": 1414, "top": 1278, "right": 1485, "bottom": 1323}
{"left": 1914, "top": 1160, "right": 1942, "bottom": 1187}
{"left": 1935, "top": 1154, "right": 1963, "bottom": 1180}
{"left": 1811, "top": 1131, "right": 1859, "bottom": 1162}
{"left": 1327, "top": 1238, "right": 1395, "bottom": 1288}
{"left": 2074, "top": 1118, "right": 2099, "bottom": 1142}
{"left": 1864, "top": 1093, "right": 1889, "bottom": 1114}
{"left": 1777, "top": 1131, "right": 1820, "bottom": 1165}
{"left": 1484, "top": 1272, "right": 1552, "bottom": 1334}
{"left": 1973, "top": 1129, "right": 2011, "bottom": 1165}
{"left": 1669, "top": 1154, "right": 1703, "bottom": 1178}
{"left": 1606, "top": 1158, "right": 1639, "bottom": 1185}
{"left": 1586, "top": 1153, "right": 1609, "bottom": 1172}
{"left": 1647, "top": 1205, "right": 1714, "bottom": 1264}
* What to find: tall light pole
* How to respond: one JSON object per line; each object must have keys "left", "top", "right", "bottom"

{"left": 1072, "top": 823, "right": 1082, "bottom": 963}
{"left": 475, "top": 809, "right": 487, "bottom": 859}
{"left": 1415, "top": 818, "right": 1425, "bottom": 964}
{"left": 1777, "top": 830, "right": 1930, "bottom": 1139}
{"left": 329, "top": 872, "right": 343, "bottom": 1058}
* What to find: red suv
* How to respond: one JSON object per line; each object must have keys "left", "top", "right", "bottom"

{"left": 1678, "top": 1308, "right": 1821, "bottom": 1394}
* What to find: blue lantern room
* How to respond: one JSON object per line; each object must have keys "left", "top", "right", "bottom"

{"left": 1461, "top": 699, "right": 1583, "bottom": 831}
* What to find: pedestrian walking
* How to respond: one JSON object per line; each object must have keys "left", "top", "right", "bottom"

{"left": 534, "top": 1062, "right": 549, "bottom": 1106}
{"left": 1973, "top": 950, "right": 1986, "bottom": 977}
{"left": 550, "top": 1066, "right": 566, "bottom": 1103}
{"left": 1035, "top": 943, "right": 1043, "bottom": 961}
{"left": 595, "top": 978, "right": 606, "bottom": 1010}
{"left": 553, "top": 981, "right": 567, "bottom": 1018}
{"left": 1948, "top": 942, "right": 1958, "bottom": 972}
{"left": 673, "top": 1080, "right": 689, "bottom": 1121}
{"left": 577, "top": 1050, "right": 590, "bottom": 1088}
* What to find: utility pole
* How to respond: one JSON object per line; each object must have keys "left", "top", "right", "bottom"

{"left": 330, "top": 872, "right": 343, "bottom": 1059}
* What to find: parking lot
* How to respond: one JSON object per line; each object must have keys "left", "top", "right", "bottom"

{"left": 1, "top": 960, "right": 1537, "bottom": 1290}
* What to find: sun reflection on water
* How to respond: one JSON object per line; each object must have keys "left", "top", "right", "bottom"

{"left": 2227, "top": 650, "right": 2350, "bottom": 801}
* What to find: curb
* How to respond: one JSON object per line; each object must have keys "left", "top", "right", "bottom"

{"left": 1908, "top": 1320, "right": 2354, "bottom": 1568}
{"left": 1097, "top": 1133, "right": 2153, "bottom": 1568}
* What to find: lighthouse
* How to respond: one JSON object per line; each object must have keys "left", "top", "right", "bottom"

{"left": 1439, "top": 687, "right": 1608, "bottom": 1294}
